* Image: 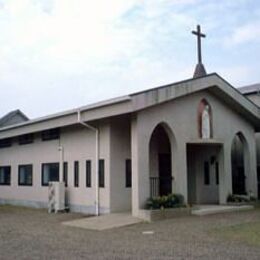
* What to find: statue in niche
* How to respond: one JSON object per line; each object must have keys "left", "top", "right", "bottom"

{"left": 201, "top": 105, "right": 211, "bottom": 139}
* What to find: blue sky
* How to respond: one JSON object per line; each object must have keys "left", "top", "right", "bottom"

{"left": 0, "top": 0, "right": 259, "bottom": 118}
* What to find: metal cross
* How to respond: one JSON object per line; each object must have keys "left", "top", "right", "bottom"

{"left": 192, "top": 25, "right": 206, "bottom": 64}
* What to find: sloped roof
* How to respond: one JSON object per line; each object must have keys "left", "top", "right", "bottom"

{"left": 0, "top": 73, "right": 259, "bottom": 138}
{"left": 0, "top": 109, "right": 29, "bottom": 127}
{"left": 238, "top": 83, "right": 260, "bottom": 95}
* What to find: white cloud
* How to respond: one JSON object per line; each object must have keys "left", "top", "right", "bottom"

{"left": 0, "top": 0, "right": 259, "bottom": 118}
{"left": 227, "top": 21, "right": 260, "bottom": 46}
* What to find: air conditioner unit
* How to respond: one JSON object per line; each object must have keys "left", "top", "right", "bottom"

{"left": 48, "top": 182, "right": 65, "bottom": 213}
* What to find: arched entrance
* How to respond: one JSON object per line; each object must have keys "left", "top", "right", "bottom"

{"left": 149, "top": 124, "right": 173, "bottom": 197}
{"left": 231, "top": 132, "right": 248, "bottom": 195}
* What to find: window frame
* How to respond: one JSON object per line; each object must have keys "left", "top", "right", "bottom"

{"left": 99, "top": 159, "right": 105, "bottom": 188}
{"left": 18, "top": 134, "right": 34, "bottom": 145}
{"left": 41, "top": 128, "right": 60, "bottom": 141}
{"left": 204, "top": 161, "right": 210, "bottom": 185}
{"left": 86, "top": 160, "right": 91, "bottom": 188}
{"left": 74, "top": 161, "right": 79, "bottom": 187}
{"left": 0, "top": 138, "right": 12, "bottom": 148}
{"left": 41, "top": 163, "right": 59, "bottom": 186}
{"left": 125, "top": 159, "right": 132, "bottom": 188}
{"left": 0, "top": 166, "right": 11, "bottom": 185}
{"left": 63, "top": 162, "right": 68, "bottom": 187}
{"left": 18, "top": 164, "right": 33, "bottom": 186}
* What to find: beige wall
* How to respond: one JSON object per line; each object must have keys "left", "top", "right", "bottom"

{"left": 132, "top": 89, "right": 257, "bottom": 217}
{"left": 110, "top": 116, "right": 131, "bottom": 212}
{"left": 0, "top": 122, "right": 111, "bottom": 214}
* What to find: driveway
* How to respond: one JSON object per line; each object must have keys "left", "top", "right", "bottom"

{"left": 0, "top": 205, "right": 259, "bottom": 260}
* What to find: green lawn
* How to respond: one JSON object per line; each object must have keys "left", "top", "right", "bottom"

{"left": 212, "top": 221, "right": 260, "bottom": 247}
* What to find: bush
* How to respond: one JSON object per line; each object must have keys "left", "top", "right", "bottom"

{"left": 146, "top": 193, "right": 185, "bottom": 210}
{"left": 227, "top": 193, "right": 256, "bottom": 203}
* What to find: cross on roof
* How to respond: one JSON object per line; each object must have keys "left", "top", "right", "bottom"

{"left": 192, "top": 25, "right": 206, "bottom": 64}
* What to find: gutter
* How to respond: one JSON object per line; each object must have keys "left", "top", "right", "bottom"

{"left": 77, "top": 110, "right": 100, "bottom": 216}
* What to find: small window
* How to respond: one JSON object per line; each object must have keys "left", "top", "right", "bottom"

{"left": 42, "top": 163, "right": 59, "bottom": 186}
{"left": 0, "top": 166, "right": 11, "bottom": 185}
{"left": 63, "top": 162, "right": 68, "bottom": 187}
{"left": 125, "top": 159, "right": 132, "bottom": 188}
{"left": 204, "top": 161, "right": 210, "bottom": 185}
{"left": 86, "top": 160, "right": 91, "bottom": 187}
{"left": 74, "top": 161, "right": 79, "bottom": 187}
{"left": 99, "top": 159, "right": 105, "bottom": 188}
{"left": 215, "top": 162, "right": 219, "bottom": 185}
{"left": 0, "top": 138, "right": 12, "bottom": 148}
{"left": 18, "top": 164, "right": 33, "bottom": 186}
{"left": 41, "top": 128, "right": 60, "bottom": 141}
{"left": 19, "top": 134, "right": 34, "bottom": 145}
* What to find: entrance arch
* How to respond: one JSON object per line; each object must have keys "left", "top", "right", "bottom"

{"left": 231, "top": 132, "right": 248, "bottom": 195}
{"left": 149, "top": 123, "right": 174, "bottom": 197}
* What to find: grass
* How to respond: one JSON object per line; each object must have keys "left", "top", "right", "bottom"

{"left": 212, "top": 221, "right": 260, "bottom": 247}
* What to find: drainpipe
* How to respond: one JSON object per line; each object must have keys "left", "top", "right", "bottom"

{"left": 77, "top": 110, "right": 99, "bottom": 216}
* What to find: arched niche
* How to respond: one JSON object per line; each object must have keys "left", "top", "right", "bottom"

{"left": 149, "top": 122, "right": 176, "bottom": 197}
{"left": 198, "top": 99, "right": 213, "bottom": 139}
{"left": 231, "top": 132, "right": 249, "bottom": 195}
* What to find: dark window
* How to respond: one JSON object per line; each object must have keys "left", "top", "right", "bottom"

{"left": 0, "top": 138, "right": 12, "bottom": 148}
{"left": 41, "top": 128, "right": 60, "bottom": 141}
{"left": 86, "top": 160, "right": 91, "bottom": 187}
{"left": 215, "top": 162, "right": 219, "bottom": 185}
{"left": 74, "top": 161, "right": 79, "bottom": 187}
{"left": 99, "top": 159, "right": 105, "bottom": 188}
{"left": 42, "top": 163, "right": 59, "bottom": 186}
{"left": 18, "top": 165, "right": 33, "bottom": 186}
{"left": 19, "top": 134, "right": 34, "bottom": 145}
{"left": 125, "top": 159, "right": 132, "bottom": 188}
{"left": 0, "top": 166, "right": 11, "bottom": 185}
{"left": 63, "top": 162, "right": 68, "bottom": 187}
{"left": 204, "top": 161, "right": 210, "bottom": 185}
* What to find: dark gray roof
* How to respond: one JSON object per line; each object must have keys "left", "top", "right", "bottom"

{"left": 0, "top": 110, "right": 29, "bottom": 127}
{"left": 193, "top": 63, "right": 207, "bottom": 78}
{"left": 239, "top": 83, "right": 260, "bottom": 94}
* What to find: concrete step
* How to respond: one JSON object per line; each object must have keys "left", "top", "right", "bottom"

{"left": 191, "top": 205, "right": 254, "bottom": 216}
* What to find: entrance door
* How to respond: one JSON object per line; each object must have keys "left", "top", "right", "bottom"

{"left": 232, "top": 166, "right": 246, "bottom": 195}
{"left": 257, "top": 167, "right": 260, "bottom": 199}
{"left": 159, "top": 154, "right": 172, "bottom": 196}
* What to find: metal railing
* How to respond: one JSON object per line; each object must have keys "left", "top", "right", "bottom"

{"left": 150, "top": 176, "right": 174, "bottom": 198}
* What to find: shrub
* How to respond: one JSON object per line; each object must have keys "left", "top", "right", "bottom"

{"left": 227, "top": 193, "right": 256, "bottom": 203}
{"left": 146, "top": 193, "right": 185, "bottom": 210}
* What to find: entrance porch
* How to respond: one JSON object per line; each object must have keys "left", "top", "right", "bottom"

{"left": 187, "top": 143, "right": 223, "bottom": 205}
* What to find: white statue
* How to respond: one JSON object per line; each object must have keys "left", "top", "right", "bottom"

{"left": 202, "top": 105, "right": 210, "bottom": 139}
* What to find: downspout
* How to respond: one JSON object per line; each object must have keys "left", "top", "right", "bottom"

{"left": 77, "top": 110, "right": 100, "bottom": 216}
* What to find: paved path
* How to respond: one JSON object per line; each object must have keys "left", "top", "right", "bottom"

{"left": 63, "top": 212, "right": 142, "bottom": 230}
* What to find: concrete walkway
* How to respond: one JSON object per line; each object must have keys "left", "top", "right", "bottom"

{"left": 191, "top": 204, "right": 254, "bottom": 216}
{"left": 62, "top": 212, "right": 142, "bottom": 231}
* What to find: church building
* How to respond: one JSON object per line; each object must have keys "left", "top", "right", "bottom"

{"left": 0, "top": 26, "right": 259, "bottom": 218}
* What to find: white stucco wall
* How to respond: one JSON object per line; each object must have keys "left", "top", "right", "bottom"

{"left": 0, "top": 122, "right": 111, "bottom": 214}
{"left": 131, "top": 89, "right": 257, "bottom": 216}
{"left": 110, "top": 116, "right": 131, "bottom": 212}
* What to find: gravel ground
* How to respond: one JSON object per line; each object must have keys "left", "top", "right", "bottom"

{"left": 0, "top": 206, "right": 260, "bottom": 260}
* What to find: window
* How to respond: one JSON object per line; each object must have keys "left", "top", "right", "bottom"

{"left": 74, "top": 161, "right": 79, "bottom": 187}
{"left": 0, "top": 166, "right": 11, "bottom": 185}
{"left": 0, "top": 138, "right": 12, "bottom": 148}
{"left": 63, "top": 162, "right": 68, "bottom": 187}
{"left": 215, "top": 162, "right": 219, "bottom": 185}
{"left": 19, "top": 134, "right": 34, "bottom": 145}
{"left": 41, "top": 128, "right": 60, "bottom": 141}
{"left": 86, "top": 160, "right": 91, "bottom": 187}
{"left": 99, "top": 159, "right": 105, "bottom": 188}
{"left": 125, "top": 159, "right": 132, "bottom": 188}
{"left": 18, "top": 165, "right": 33, "bottom": 186}
{"left": 204, "top": 161, "right": 210, "bottom": 185}
{"left": 42, "top": 163, "right": 59, "bottom": 186}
